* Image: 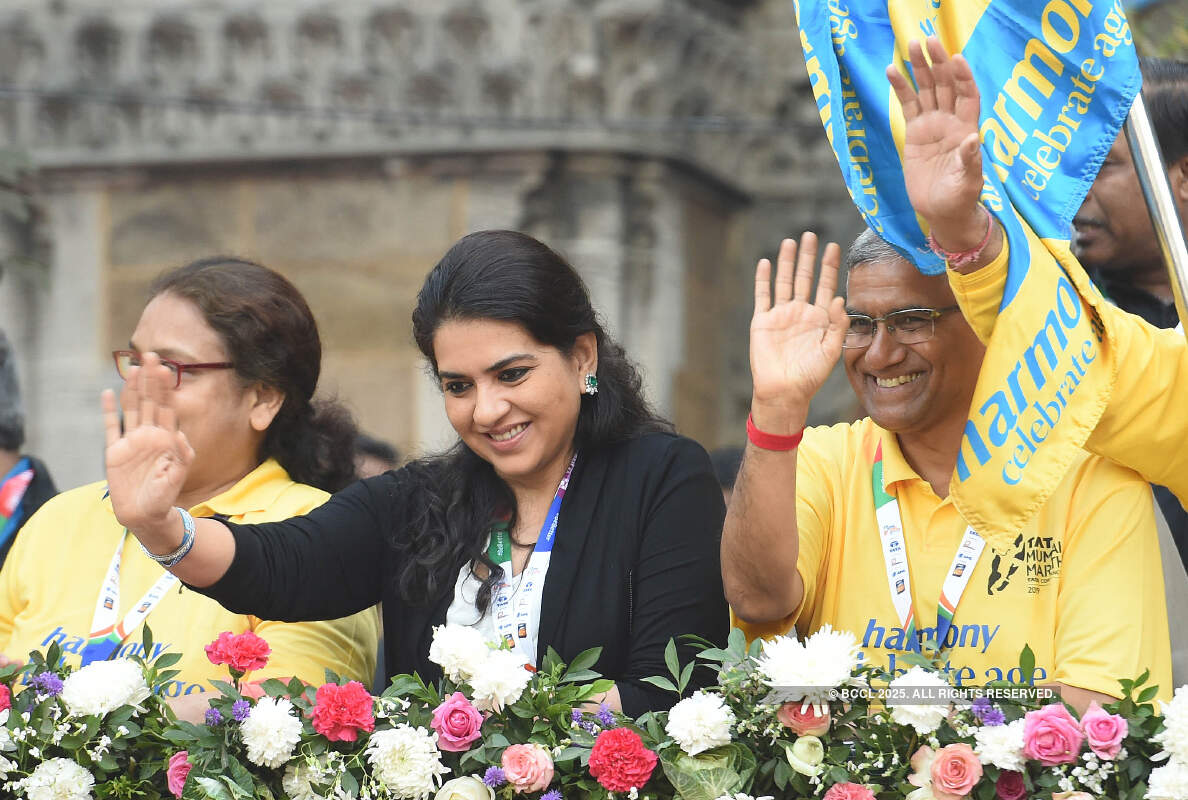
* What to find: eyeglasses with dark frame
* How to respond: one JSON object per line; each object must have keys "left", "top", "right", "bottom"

{"left": 842, "top": 305, "right": 962, "bottom": 349}
{"left": 112, "top": 350, "right": 235, "bottom": 389}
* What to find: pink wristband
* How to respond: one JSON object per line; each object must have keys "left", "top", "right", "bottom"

{"left": 747, "top": 414, "right": 804, "bottom": 451}
{"left": 926, "top": 206, "right": 994, "bottom": 269}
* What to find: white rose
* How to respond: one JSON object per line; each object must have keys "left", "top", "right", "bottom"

{"left": 435, "top": 776, "right": 495, "bottom": 800}
{"left": 468, "top": 649, "right": 532, "bottom": 712}
{"left": 240, "top": 697, "right": 303, "bottom": 769}
{"left": 366, "top": 725, "right": 450, "bottom": 799}
{"left": 665, "top": 691, "right": 736, "bottom": 755}
{"left": 888, "top": 667, "right": 951, "bottom": 734}
{"left": 428, "top": 625, "right": 491, "bottom": 683}
{"left": 785, "top": 735, "right": 825, "bottom": 777}
{"left": 60, "top": 659, "right": 151, "bottom": 717}
{"left": 19, "top": 757, "right": 95, "bottom": 800}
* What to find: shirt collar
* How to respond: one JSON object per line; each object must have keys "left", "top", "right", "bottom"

{"left": 870, "top": 422, "right": 923, "bottom": 492}
{"left": 188, "top": 459, "right": 293, "bottom": 519}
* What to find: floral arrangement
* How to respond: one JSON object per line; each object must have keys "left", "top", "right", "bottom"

{"left": 0, "top": 625, "right": 1185, "bottom": 800}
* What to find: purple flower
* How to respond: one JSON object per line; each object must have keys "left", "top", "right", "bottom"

{"left": 541, "top": 791, "right": 563, "bottom": 800}
{"left": 205, "top": 708, "right": 223, "bottom": 726}
{"left": 596, "top": 703, "right": 615, "bottom": 728}
{"left": 971, "top": 696, "right": 992, "bottom": 717}
{"left": 31, "top": 672, "right": 63, "bottom": 697}
{"left": 580, "top": 721, "right": 599, "bottom": 735}
{"left": 981, "top": 707, "right": 1006, "bottom": 727}
{"left": 571, "top": 709, "right": 583, "bottom": 724}
{"left": 231, "top": 700, "right": 251, "bottom": 722}
{"left": 482, "top": 767, "right": 506, "bottom": 788}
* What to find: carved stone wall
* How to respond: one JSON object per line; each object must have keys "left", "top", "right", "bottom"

{"left": 0, "top": 0, "right": 863, "bottom": 488}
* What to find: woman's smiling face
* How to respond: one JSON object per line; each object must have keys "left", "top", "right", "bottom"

{"left": 432, "top": 318, "right": 596, "bottom": 490}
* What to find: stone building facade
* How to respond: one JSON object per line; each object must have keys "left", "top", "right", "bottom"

{"left": 0, "top": 0, "right": 862, "bottom": 489}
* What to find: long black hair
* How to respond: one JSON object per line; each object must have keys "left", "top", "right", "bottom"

{"left": 150, "top": 257, "right": 358, "bottom": 493}
{"left": 402, "top": 230, "right": 671, "bottom": 610}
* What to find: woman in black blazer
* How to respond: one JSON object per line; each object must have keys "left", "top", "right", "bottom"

{"left": 101, "top": 230, "right": 728, "bottom": 715}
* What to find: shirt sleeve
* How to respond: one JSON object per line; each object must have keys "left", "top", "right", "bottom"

{"left": 614, "top": 437, "right": 730, "bottom": 716}
{"left": 948, "top": 246, "right": 1188, "bottom": 505}
{"left": 1052, "top": 456, "right": 1173, "bottom": 700}
{"left": 195, "top": 476, "right": 393, "bottom": 622}
{"left": 0, "top": 496, "right": 40, "bottom": 649}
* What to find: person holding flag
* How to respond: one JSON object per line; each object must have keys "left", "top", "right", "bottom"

{"left": 886, "top": 36, "right": 1188, "bottom": 527}
{"left": 721, "top": 223, "right": 1171, "bottom": 711}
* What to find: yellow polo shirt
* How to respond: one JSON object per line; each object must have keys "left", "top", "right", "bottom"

{"left": 737, "top": 418, "right": 1172, "bottom": 699}
{"left": 948, "top": 246, "right": 1188, "bottom": 506}
{"left": 0, "top": 459, "right": 379, "bottom": 697}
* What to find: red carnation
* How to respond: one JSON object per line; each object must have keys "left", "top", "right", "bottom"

{"left": 204, "top": 631, "right": 271, "bottom": 675}
{"left": 0, "top": 684, "right": 10, "bottom": 712}
{"left": 311, "top": 681, "right": 376, "bottom": 742}
{"left": 588, "top": 727, "right": 658, "bottom": 793}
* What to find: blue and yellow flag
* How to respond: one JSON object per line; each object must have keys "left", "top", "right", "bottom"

{"left": 795, "top": 0, "right": 1139, "bottom": 545}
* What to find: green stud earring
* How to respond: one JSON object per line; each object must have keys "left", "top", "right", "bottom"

{"left": 583, "top": 373, "right": 599, "bottom": 396}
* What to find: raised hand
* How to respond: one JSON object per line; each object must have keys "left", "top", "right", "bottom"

{"left": 887, "top": 37, "right": 987, "bottom": 250}
{"left": 749, "top": 233, "right": 848, "bottom": 432}
{"left": 102, "top": 353, "right": 195, "bottom": 535}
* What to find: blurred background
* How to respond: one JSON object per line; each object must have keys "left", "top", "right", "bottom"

{"left": 0, "top": 0, "right": 1182, "bottom": 490}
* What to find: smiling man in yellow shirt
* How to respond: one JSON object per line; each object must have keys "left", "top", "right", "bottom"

{"left": 721, "top": 229, "right": 1172, "bottom": 709}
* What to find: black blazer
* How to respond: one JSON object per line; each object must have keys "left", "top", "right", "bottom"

{"left": 202, "top": 432, "right": 728, "bottom": 715}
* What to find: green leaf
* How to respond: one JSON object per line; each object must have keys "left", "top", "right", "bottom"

{"left": 665, "top": 639, "right": 681, "bottom": 682}
{"left": 642, "top": 676, "right": 679, "bottom": 694}
{"left": 194, "top": 778, "right": 236, "bottom": 800}
{"left": 1018, "top": 644, "right": 1036, "bottom": 682}
{"left": 153, "top": 652, "right": 183, "bottom": 669}
{"left": 678, "top": 660, "right": 695, "bottom": 694}
{"left": 564, "top": 647, "right": 602, "bottom": 675}
{"left": 1138, "top": 685, "right": 1160, "bottom": 703}
{"left": 260, "top": 678, "right": 291, "bottom": 696}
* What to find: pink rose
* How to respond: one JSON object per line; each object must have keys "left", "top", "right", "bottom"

{"left": 778, "top": 701, "right": 831, "bottom": 735}
{"left": 929, "top": 743, "right": 983, "bottom": 800}
{"left": 1080, "top": 701, "right": 1128, "bottom": 760}
{"left": 823, "top": 782, "right": 877, "bottom": 800}
{"left": 1023, "top": 703, "right": 1085, "bottom": 766}
{"left": 204, "top": 631, "right": 271, "bottom": 674}
{"left": 0, "top": 684, "right": 10, "bottom": 712}
{"left": 167, "top": 751, "right": 191, "bottom": 798}
{"left": 501, "top": 743, "right": 555, "bottom": 793}
{"left": 995, "top": 770, "right": 1026, "bottom": 800}
{"left": 431, "top": 692, "right": 484, "bottom": 752}
{"left": 311, "top": 681, "right": 376, "bottom": 743}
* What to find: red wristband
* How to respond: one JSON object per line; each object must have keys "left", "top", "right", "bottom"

{"left": 747, "top": 413, "right": 804, "bottom": 451}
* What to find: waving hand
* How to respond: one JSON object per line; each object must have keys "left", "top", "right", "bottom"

{"left": 749, "top": 233, "right": 848, "bottom": 432}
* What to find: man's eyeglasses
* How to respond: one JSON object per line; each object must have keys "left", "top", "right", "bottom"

{"left": 842, "top": 305, "right": 961, "bottom": 349}
{"left": 112, "top": 350, "right": 234, "bottom": 389}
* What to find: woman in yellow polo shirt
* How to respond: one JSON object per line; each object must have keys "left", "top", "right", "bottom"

{"left": 0, "top": 257, "right": 379, "bottom": 718}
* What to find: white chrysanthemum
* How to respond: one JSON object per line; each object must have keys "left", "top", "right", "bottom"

{"left": 366, "top": 725, "right": 449, "bottom": 799}
{"left": 756, "top": 625, "right": 860, "bottom": 703}
{"left": 887, "top": 667, "right": 951, "bottom": 734}
{"left": 240, "top": 697, "right": 303, "bottom": 769}
{"left": 60, "top": 659, "right": 150, "bottom": 717}
{"left": 1148, "top": 759, "right": 1188, "bottom": 800}
{"left": 666, "top": 691, "right": 736, "bottom": 755}
{"left": 1156, "top": 687, "right": 1188, "bottom": 763}
{"left": 468, "top": 649, "right": 532, "bottom": 712}
{"left": 428, "top": 625, "right": 491, "bottom": 683}
{"left": 974, "top": 718, "right": 1026, "bottom": 771}
{"left": 19, "top": 757, "right": 95, "bottom": 800}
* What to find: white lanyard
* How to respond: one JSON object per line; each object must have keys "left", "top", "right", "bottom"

{"left": 872, "top": 443, "right": 985, "bottom": 654}
{"left": 81, "top": 532, "right": 178, "bottom": 666}
{"left": 487, "top": 453, "right": 576, "bottom": 666}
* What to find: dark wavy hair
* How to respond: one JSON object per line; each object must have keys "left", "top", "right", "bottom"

{"left": 403, "top": 230, "right": 671, "bottom": 610}
{"left": 149, "top": 257, "right": 358, "bottom": 492}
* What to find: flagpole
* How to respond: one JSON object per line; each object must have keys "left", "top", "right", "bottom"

{"left": 1123, "top": 93, "right": 1188, "bottom": 336}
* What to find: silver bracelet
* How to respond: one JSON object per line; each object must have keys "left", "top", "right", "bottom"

{"left": 138, "top": 507, "right": 196, "bottom": 568}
